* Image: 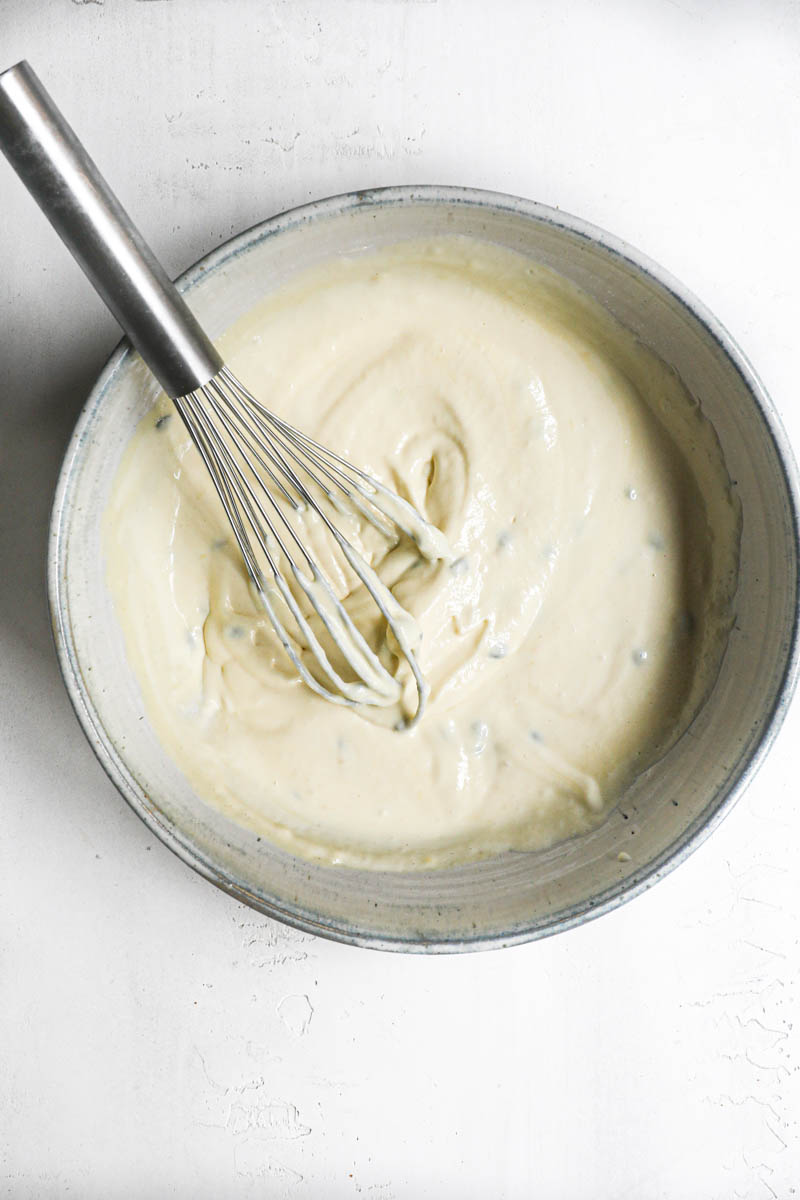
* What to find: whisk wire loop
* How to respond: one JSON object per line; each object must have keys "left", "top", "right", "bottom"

{"left": 175, "top": 369, "right": 432, "bottom": 726}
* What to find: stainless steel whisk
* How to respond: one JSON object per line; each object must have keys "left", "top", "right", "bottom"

{"left": 0, "top": 61, "right": 447, "bottom": 727}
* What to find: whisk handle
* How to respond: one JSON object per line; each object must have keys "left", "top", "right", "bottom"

{"left": 0, "top": 61, "right": 223, "bottom": 397}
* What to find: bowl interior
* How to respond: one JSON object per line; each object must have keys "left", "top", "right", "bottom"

{"left": 51, "top": 189, "right": 799, "bottom": 950}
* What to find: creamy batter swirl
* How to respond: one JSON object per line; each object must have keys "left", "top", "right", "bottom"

{"left": 104, "top": 237, "right": 740, "bottom": 869}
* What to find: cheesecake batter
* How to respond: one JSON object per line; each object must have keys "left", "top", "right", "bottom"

{"left": 104, "top": 237, "right": 740, "bottom": 869}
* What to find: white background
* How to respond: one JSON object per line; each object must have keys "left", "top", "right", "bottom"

{"left": 1, "top": 1, "right": 799, "bottom": 1196}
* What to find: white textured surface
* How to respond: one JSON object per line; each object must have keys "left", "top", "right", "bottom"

{"left": 1, "top": 1, "right": 799, "bottom": 1195}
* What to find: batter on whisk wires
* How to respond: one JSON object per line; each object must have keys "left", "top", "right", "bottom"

{"left": 170, "top": 361, "right": 452, "bottom": 729}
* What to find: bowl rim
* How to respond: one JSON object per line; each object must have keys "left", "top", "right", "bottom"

{"left": 48, "top": 184, "right": 800, "bottom": 953}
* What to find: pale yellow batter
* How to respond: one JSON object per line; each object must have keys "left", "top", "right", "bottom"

{"left": 104, "top": 238, "right": 740, "bottom": 869}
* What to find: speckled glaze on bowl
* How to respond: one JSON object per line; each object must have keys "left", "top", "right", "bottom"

{"left": 48, "top": 186, "right": 800, "bottom": 952}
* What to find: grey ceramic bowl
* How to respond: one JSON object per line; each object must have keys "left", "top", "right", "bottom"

{"left": 49, "top": 186, "right": 800, "bottom": 952}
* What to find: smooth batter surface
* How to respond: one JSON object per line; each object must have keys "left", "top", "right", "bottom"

{"left": 104, "top": 238, "right": 740, "bottom": 869}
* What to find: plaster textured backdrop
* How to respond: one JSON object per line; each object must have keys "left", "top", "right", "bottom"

{"left": 1, "top": 1, "right": 799, "bottom": 1196}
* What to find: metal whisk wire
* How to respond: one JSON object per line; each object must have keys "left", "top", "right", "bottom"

{"left": 174, "top": 366, "right": 431, "bottom": 726}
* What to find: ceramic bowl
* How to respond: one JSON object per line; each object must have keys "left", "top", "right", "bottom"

{"left": 49, "top": 186, "right": 800, "bottom": 951}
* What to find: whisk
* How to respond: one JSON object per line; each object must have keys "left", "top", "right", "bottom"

{"left": 0, "top": 61, "right": 449, "bottom": 727}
